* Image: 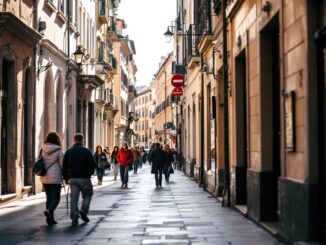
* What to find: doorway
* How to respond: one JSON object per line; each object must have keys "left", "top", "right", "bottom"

{"left": 0, "top": 59, "right": 12, "bottom": 194}
{"left": 260, "top": 14, "right": 281, "bottom": 221}
{"left": 235, "top": 50, "right": 248, "bottom": 206}
{"left": 317, "top": 25, "right": 326, "bottom": 243}
{"left": 23, "top": 69, "right": 33, "bottom": 186}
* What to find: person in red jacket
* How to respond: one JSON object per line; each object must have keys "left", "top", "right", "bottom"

{"left": 117, "top": 142, "right": 133, "bottom": 188}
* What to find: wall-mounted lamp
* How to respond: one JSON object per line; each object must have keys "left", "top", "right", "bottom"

{"left": 236, "top": 35, "right": 241, "bottom": 47}
{"left": 37, "top": 59, "right": 52, "bottom": 79}
{"left": 38, "top": 20, "right": 47, "bottom": 35}
{"left": 164, "top": 26, "right": 174, "bottom": 43}
{"left": 262, "top": 1, "right": 271, "bottom": 13}
{"left": 201, "top": 49, "right": 221, "bottom": 80}
{"left": 68, "top": 45, "right": 108, "bottom": 76}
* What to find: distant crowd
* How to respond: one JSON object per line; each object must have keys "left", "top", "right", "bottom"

{"left": 37, "top": 131, "right": 179, "bottom": 227}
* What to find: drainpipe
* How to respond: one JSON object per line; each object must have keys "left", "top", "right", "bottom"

{"left": 32, "top": 0, "right": 39, "bottom": 193}
{"left": 221, "top": 0, "right": 230, "bottom": 207}
{"left": 200, "top": 53, "right": 205, "bottom": 190}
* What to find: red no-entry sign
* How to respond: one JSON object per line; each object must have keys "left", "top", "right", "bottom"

{"left": 171, "top": 74, "right": 185, "bottom": 88}
{"left": 172, "top": 87, "right": 183, "bottom": 96}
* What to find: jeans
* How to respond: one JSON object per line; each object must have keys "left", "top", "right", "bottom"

{"left": 97, "top": 168, "right": 105, "bottom": 181}
{"left": 69, "top": 178, "right": 93, "bottom": 221}
{"left": 154, "top": 170, "right": 163, "bottom": 186}
{"left": 43, "top": 184, "right": 61, "bottom": 214}
{"left": 119, "top": 166, "right": 129, "bottom": 184}
{"left": 113, "top": 163, "right": 118, "bottom": 179}
{"left": 133, "top": 160, "right": 139, "bottom": 173}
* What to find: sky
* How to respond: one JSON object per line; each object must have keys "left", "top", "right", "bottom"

{"left": 117, "top": 0, "right": 176, "bottom": 87}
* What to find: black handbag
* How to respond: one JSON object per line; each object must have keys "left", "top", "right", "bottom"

{"left": 33, "top": 149, "right": 59, "bottom": 176}
{"left": 104, "top": 160, "right": 111, "bottom": 170}
{"left": 33, "top": 150, "right": 47, "bottom": 176}
{"left": 168, "top": 166, "right": 174, "bottom": 174}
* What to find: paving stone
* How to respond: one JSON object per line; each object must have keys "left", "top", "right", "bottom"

{"left": 0, "top": 165, "right": 284, "bottom": 245}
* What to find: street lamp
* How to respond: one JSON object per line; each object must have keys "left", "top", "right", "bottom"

{"left": 164, "top": 26, "right": 174, "bottom": 43}
{"left": 71, "top": 45, "right": 108, "bottom": 76}
{"left": 73, "top": 45, "right": 84, "bottom": 70}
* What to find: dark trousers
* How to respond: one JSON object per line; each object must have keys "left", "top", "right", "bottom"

{"left": 119, "top": 165, "right": 129, "bottom": 184}
{"left": 97, "top": 168, "right": 105, "bottom": 181}
{"left": 155, "top": 170, "right": 163, "bottom": 186}
{"left": 43, "top": 184, "right": 61, "bottom": 214}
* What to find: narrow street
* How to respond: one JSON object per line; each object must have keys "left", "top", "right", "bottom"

{"left": 0, "top": 166, "right": 282, "bottom": 245}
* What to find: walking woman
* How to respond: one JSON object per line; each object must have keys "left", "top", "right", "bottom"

{"left": 39, "top": 132, "right": 64, "bottom": 226}
{"left": 110, "top": 146, "right": 119, "bottom": 181}
{"left": 163, "top": 144, "right": 174, "bottom": 182}
{"left": 131, "top": 146, "right": 141, "bottom": 174}
{"left": 117, "top": 142, "right": 133, "bottom": 188}
{"left": 94, "top": 145, "right": 107, "bottom": 185}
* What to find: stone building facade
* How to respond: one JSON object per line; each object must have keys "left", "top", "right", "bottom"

{"left": 174, "top": 0, "right": 326, "bottom": 243}
{"left": 134, "top": 87, "right": 152, "bottom": 148}
{"left": 0, "top": 1, "right": 42, "bottom": 200}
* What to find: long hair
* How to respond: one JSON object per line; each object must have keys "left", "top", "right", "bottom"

{"left": 122, "top": 142, "right": 129, "bottom": 150}
{"left": 113, "top": 145, "right": 119, "bottom": 152}
{"left": 95, "top": 145, "right": 102, "bottom": 154}
{"left": 45, "top": 132, "right": 62, "bottom": 147}
{"left": 164, "top": 144, "right": 170, "bottom": 152}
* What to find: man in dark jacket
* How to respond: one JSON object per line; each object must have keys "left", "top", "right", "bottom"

{"left": 63, "top": 133, "right": 95, "bottom": 226}
{"left": 148, "top": 143, "right": 167, "bottom": 188}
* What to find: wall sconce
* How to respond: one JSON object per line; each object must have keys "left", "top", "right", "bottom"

{"left": 262, "top": 1, "right": 271, "bottom": 13}
{"left": 236, "top": 35, "right": 241, "bottom": 47}
{"left": 68, "top": 45, "right": 108, "bottom": 76}
{"left": 38, "top": 20, "right": 47, "bottom": 35}
{"left": 37, "top": 58, "right": 52, "bottom": 79}
{"left": 164, "top": 26, "right": 174, "bottom": 43}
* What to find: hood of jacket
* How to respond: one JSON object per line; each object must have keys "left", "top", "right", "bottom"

{"left": 42, "top": 143, "right": 61, "bottom": 155}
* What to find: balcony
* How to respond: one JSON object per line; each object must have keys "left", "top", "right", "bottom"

{"left": 95, "top": 88, "right": 106, "bottom": 104}
{"left": 107, "top": 17, "right": 117, "bottom": 38}
{"left": 186, "top": 24, "right": 200, "bottom": 69}
{"left": 104, "top": 54, "right": 117, "bottom": 74}
{"left": 98, "top": 0, "right": 109, "bottom": 24}
{"left": 105, "top": 93, "right": 119, "bottom": 112}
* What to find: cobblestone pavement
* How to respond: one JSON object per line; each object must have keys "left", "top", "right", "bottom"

{"left": 0, "top": 165, "right": 283, "bottom": 245}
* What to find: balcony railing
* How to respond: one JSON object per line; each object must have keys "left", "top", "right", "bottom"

{"left": 186, "top": 24, "right": 200, "bottom": 62}
{"left": 98, "top": 0, "right": 108, "bottom": 24}
{"left": 107, "top": 17, "right": 117, "bottom": 36}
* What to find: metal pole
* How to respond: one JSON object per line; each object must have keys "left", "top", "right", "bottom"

{"left": 222, "top": 0, "right": 231, "bottom": 207}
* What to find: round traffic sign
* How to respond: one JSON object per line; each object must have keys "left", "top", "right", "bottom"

{"left": 172, "top": 87, "right": 183, "bottom": 96}
{"left": 171, "top": 74, "right": 185, "bottom": 88}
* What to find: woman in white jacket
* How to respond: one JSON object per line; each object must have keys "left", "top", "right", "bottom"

{"left": 39, "top": 132, "right": 64, "bottom": 225}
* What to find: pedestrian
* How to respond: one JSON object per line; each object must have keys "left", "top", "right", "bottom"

{"left": 117, "top": 142, "right": 133, "bottom": 188}
{"left": 62, "top": 133, "right": 96, "bottom": 226}
{"left": 163, "top": 144, "right": 174, "bottom": 182}
{"left": 148, "top": 143, "right": 167, "bottom": 188}
{"left": 131, "top": 146, "right": 141, "bottom": 174}
{"left": 140, "top": 146, "right": 147, "bottom": 166}
{"left": 39, "top": 132, "right": 64, "bottom": 226}
{"left": 148, "top": 143, "right": 155, "bottom": 165}
{"left": 110, "top": 146, "right": 119, "bottom": 181}
{"left": 94, "top": 145, "right": 107, "bottom": 185}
